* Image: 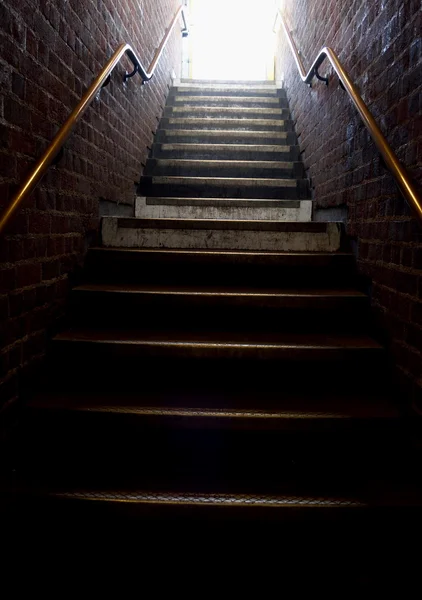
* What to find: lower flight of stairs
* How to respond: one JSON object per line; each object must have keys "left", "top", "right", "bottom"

{"left": 3, "top": 245, "right": 420, "bottom": 529}
{"left": 2, "top": 82, "right": 422, "bottom": 563}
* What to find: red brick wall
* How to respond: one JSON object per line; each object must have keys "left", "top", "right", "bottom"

{"left": 276, "top": 0, "right": 422, "bottom": 406}
{"left": 0, "top": 0, "right": 183, "bottom": 412}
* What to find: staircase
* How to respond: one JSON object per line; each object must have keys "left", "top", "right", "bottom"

{"left": 2, "top": 81, "right": 422, "bottom": 569}
{"left": 103, "top": 80, "right": 332, "bottom": 250}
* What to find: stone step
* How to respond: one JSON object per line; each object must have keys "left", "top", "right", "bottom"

{"left": 171, "top": 95, "right": 284, "bottom": 108}
{"left": 135, "top": 197, "right": 312, "bottom": 221}
{"left": 160, "top": 117, "right": 290, "bottom": 131}
{"left": 152, "top": 143, "right": 300, "bottom": 161}
{"left": 144, "top": 158, "right": 303, "bottom": 179}
{"left": 138, "top": 175, "right": 309, "bottom": 199}
{"left": 180, "top": 79, "right": 277, "bottom": 85}
{"left": 173, "top": 85, "right": 283, "bottom": 96}
{"left": 155, "top": 129, "right": 296, "bottom": 145}
{"left": 164, "top": 106, "right": 288, "bottom": 119}
{"left": 101, "top": 218, "right": 341, "bottom": 251}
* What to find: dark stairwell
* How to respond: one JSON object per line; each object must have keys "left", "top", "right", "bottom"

{"left": 0, "top": 0, "right": 421, "bottom": 586}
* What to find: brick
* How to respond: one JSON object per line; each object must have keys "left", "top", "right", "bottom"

{"left": 0, "top": 268, "right": 16, "bottom": 294}
{"left": 28, "top": 212, "right": 51, "bottom": 234}
{"left": 16, "top": 262, "right": 41, "bottom": 288}
{"left": 0, "top": 0, "right": 181, "bottom": 409}
{"left": 279, "top": 0, "right": 422, "bottom": 402}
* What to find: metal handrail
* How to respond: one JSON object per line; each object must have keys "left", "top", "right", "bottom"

{"left": 276, "top": 12, "right": 422, "bottom": 224}
{"left": 0, "top": 5, "right": 188, "bottom": 234}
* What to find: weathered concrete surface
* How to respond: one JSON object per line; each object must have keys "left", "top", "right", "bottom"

{"left": 102, "top": 218, "right": 340, "bottom": 251}
{"left": 135, "top": 197, "right": 312, "bottom": 221}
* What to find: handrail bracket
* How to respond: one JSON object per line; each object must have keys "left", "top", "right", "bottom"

{"left": 314, "top": 67, "right": 329, "bottom": 86}
{"left": 124, "top": 64, "right": 140, "bottom": 84}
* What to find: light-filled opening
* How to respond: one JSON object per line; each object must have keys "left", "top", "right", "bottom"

{"left": 184, "top": 0, "right": 278, "bottom": 81}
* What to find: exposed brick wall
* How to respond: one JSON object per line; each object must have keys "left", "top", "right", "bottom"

{"left": 0, "top": 0, "right": 183, "bottom": 412}
{"left": 276, "top": 0, "right": 422, "bottom": 406}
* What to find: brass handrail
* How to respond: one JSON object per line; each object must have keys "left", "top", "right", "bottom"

{"left": 276, "top": 12, "right": 422, "bottom": 224}
{"left": 0, "top": 5, "right": 188, "bottom": 235}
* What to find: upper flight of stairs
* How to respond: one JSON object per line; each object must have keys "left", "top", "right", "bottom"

{"left": 138, "top": 81, "right": 312, "bottom": 224}
{"left": 2, "top": 81, "right": 422, "bottom": 567}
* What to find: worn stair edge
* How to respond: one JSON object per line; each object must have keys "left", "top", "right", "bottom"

{"left": 155, "top": 143, "right": 296, "bottom": 153}
{"left": 162, "top": 117, "right": 289, "bottom": 131}
{"left": 152, "top": 143, "right": 300, "bottom": 161}
{"left": 85, "top": 247, "right": 357, "bottom": 267}
{"left": 28, "top": 390, "right": 400, "bottom": 426}
{"left": 53, "top": 330, "right": 383, "bottom": 362}
{"left": 166, "top": 106, "right": 285, "bottom": 115}
{"left": 174, "top": 84, "right": 281, "bottom": 92}
{"left": 101, "top": 218, "right": 339, "bottom": 251}
{"left": 172, "top": 95, "right": 283, "bottom": 104}
{"left": 140, "top": 176, "right": 299, "bottom": 188}
{"left": 72, "top": 283, "right": 368, "bottom": 309}
{"left": 155, "top": 131, "right": 297, "bottom": 147}
{"left": 144, "top": 159, "right": 303, "bottom": 179}
{"left": 134, "top": 198, "right": 312, "bottom": 221}
{"left": 180, "top": 79, "right": 279, "bottom": 84}
{"left": 111, "top": 218, "right": 336, "bottom": 232}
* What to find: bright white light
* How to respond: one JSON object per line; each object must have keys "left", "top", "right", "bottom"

{"left": 189, "top": 0, "right": 277, "bottom": 80}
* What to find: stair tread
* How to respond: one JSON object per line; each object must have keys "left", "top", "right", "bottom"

{"left": 87, "top": 248, "right": 354, "bottom": 268}
{"left": 159, "top": 144, "right": 292, "bottom": 151}
{"left": 89, "top": 247, "right": 352, "bottom": 256}
{"left": 146, "top": 175, "right": 298, "bottom": 186}
{"left": 176, "top": 84, "right": 279, "bottom": 91}
{"left": 74, "top": 283, "right": 366, "bottom": 298}
{"left": 10, "top": 486, "right": 422, "bottom": 508}
{"left": 174, "top": 95, "right": 282, "bottom": 103}
{"left": 170, "top": 106, "right": 284, "bottom": 113}
{"left": 30, "top": 390, "right": 399, "bottom": 420}
{"left": 162, "top": 129, "right": 289, "bottom": 138}
{"left": 167, "top": 117, "right": 285, "bottom": 126}
{"left": 54, "top": 328, "right": 382, "bottom": 349}
{"left": 150, "top": 159, "right": 295, "bottom": 168}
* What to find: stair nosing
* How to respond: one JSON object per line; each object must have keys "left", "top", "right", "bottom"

{"left": 38, "top": 489, "right": 368, "bottom": 508}
{"left": 148, "top": 159, "right": 296, "bottom": 168}
{"left": 147, "top": 176, "right": 298, "bottom": 187}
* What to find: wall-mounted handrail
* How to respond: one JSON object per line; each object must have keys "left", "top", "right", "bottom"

{"left": 276, "top": 11, "right": 422, "bottom": 225}
{"left": 0, "top": 5, "right": 188, "bottom": 235}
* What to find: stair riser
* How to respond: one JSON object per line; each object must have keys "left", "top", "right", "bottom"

{"left": 170, "top": 87, "right": 286, "bottom": 98}
{"left": 152, "top": 145, "right": 300, "bottom": 161}
{"left": 135, "top": 199, "right": 311, "bottom": 221}
{"left": 169, "top": 97, "right": 288, "bottom": 109}
{"left": 51, "top": 339, "right": 382, "bottom": 363}
{"left": 164, "top": 107, "right": 289, "bottom": 119}
{"left": 20, "top": 413, "right": 401, "bottom": 490}
{"left": 138, "top": 180, "right": 308, "bottom": 200}
{"left": 70, "top": 294, "right": 370, "bottom": 333}
{"left": 155, "top": 130, "right": 297, "bottom": 145}
{"left": 42, "top": 351, "right": 387, "bottom": 404}
{"left": 144, "top": 161, "right": 304, "bottom": 179}
{"left": 102, "top": 226, "right": 339, "bottom": 252}
{"left": 159, "top": 117, "right": 292, "bottom": 131}
{"left": 84, "top": 250, "right": 358, "bottom": 289}
{"left": 180, "top": 79, "right": 278, "bottom": 84}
